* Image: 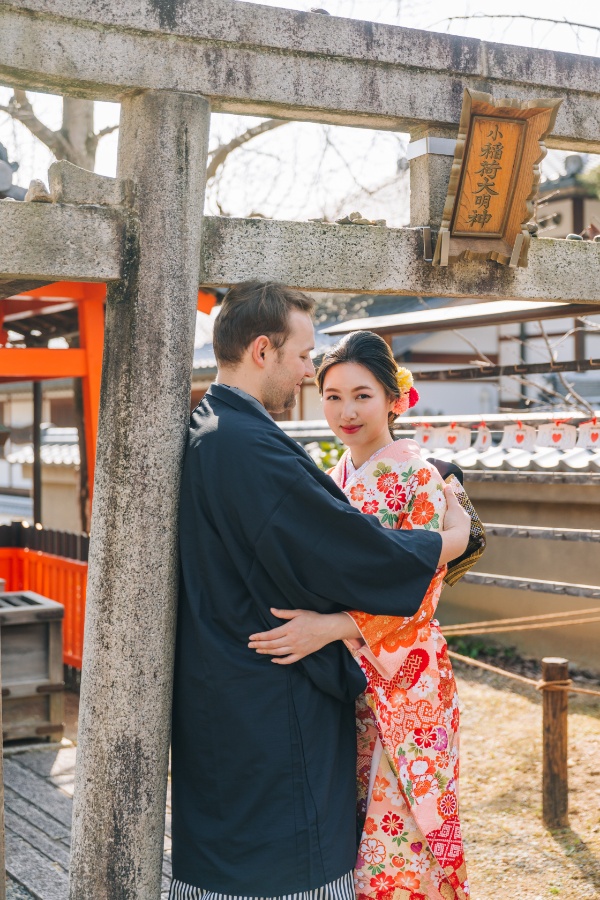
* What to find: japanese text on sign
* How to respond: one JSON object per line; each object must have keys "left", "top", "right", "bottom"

{"left": 452, "top": 117, "right": 525, "bottom": 237}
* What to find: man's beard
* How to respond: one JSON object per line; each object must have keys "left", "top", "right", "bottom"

{"left": 263, "top": 379, "right": 297, "bottom": 416}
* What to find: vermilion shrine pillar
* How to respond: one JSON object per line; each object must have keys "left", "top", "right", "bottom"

{"left": 69, "top": 90, "right": 210, "bottom": 899}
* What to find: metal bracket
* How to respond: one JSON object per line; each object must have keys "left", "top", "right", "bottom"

{"left": 407, "top": 137, "right": 457, "bottom": 161}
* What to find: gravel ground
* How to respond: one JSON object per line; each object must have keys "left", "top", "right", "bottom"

{"left": 455, "top": 661, "right": 600, "bottom": 900}
{"left": 4, "top": 674, "right": 599, "bottom": 900}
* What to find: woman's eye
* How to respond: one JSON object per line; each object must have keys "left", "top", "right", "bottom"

{"left": 357, "top": 394, "right": 371, "bottom": 400}
{"left": 325, "top": 395, "right": 339, "bottom": 401}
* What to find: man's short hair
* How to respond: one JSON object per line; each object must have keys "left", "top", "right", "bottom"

{"left": 213, "top": 281, "right": 315, "bottom": 367}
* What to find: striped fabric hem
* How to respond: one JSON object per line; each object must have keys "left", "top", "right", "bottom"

{"left": 168, "top": 869, "right": 355, "bottom": 900}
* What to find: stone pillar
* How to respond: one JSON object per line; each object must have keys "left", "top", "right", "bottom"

{"left": 408, "top": 126, "right": 457, "bottom": 228}
{"left": 69, "top": 90, "right": 210, "bottom": 900}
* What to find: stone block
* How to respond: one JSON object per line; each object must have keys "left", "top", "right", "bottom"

{"left": 48, "top": 161, "right": 126, "bottom": 206}
{"left": 1, "top": 1, "right": 599, "bottom": 150}
{"left": 0, "top": 200, "right": 124, "bottom": 282}
{"left": 24, "top": 180, "right": 51, "bottom": 202}
{"left": 200, "top": 216, "right": 600, "bottom": 304}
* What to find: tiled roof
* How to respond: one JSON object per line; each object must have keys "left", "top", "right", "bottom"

{"left": 6, "top": 426, "right": 80, "bottom": 467}
{"left": 280, "top": 419, "right": 600, "bottom": 477}
{"left": 423, "top": 445, "right": 600, "bottom": 474}
{"left": 417, "top": 421, "right": 600, "bottom": 474}
{"left": 7, "top": 443, "right": 80, "bottom": 467}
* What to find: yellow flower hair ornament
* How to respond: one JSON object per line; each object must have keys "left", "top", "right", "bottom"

{"left": 393, "top": 366, "right": 420, "bottom": 415}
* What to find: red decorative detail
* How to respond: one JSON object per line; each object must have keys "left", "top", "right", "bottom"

{"left": 447, "top": 435, "right": 456, "bottom": 445}
{"left": 552, "top": 433, "right": 561, "bottom": 443}
{"left": 516, "top": 433, "right": 524, "bottom": 444}
{"left": 592, "top": 432, "right": 599, "bottom": 443}
{"left": 422, "top": 435, "right": 429, "bottom": 443}
{"left": 385, "top": 484, "right": 408, "bottom": 512}
{"left": 397, "top": 648, "right": 429, "bottom": 689}
{"left": 408, "top": 386, "right": 419, "bottom": 408}
{"left": 427, "top": 815, "right": 464, "bottom": 870}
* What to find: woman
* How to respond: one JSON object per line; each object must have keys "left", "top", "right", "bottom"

{"left": 250, "top": 332, "right": 469, "bottom": 900}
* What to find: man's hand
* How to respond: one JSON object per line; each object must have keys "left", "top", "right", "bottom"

{"left": 438, "top": 484, "right": 471, "bottom": 566}
{"left": 249, "top": 609, "right": 361, "bottom": 664}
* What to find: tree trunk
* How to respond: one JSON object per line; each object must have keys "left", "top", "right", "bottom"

{"left": 60, "top": 98, "right": 95, "bottom": 170}
{"left": 61, "top": 99, "right": 94, "bottom": 529}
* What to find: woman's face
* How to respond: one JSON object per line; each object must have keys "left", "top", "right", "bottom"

{"left": 322, "top": 361, "right": 396, "bottom": 456}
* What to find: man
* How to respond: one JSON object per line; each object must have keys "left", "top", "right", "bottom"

{"left": 170, "top": 282, "right": 470, "bottom": 900}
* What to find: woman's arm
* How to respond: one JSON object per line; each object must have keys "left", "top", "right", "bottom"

{"left": 249, "top": 608, "right": 362, "bottom": 665}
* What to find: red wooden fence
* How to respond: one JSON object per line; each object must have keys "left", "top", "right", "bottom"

{"left": 0, "top": 547, "right": 87, "bottom": 669}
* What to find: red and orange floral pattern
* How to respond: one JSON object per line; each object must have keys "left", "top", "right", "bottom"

{"left": 329, "top": 440, "right": 469, "bottom": 900}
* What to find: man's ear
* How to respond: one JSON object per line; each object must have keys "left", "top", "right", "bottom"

{"left": 251, "top": 335, "right": 271, "bottom": 368}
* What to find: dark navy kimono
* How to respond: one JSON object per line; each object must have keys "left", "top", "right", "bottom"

{"left": 171, "top": 384, "right": 442, "bottom": 895}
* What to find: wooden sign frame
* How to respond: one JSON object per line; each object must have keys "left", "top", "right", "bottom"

{"left": 433, "top": 89, "right": 562, "bottom": 268}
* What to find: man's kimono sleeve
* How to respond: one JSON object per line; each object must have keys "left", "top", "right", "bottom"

{"left": 252, "top": 468, "right": 441, "bottom": 620}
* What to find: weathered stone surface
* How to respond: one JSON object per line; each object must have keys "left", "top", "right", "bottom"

{"left": 409, "top": 127, "right": 457, "bottom": 228}
{"left": 1, "top": 0, "right": 599, "bottom": 150}
{"left": 0, "top": 200, "right": 124, "bottom": 282}
{"left": 200, "top": 217, "right": 600, "bottom": 304}
{"left": 69, "top": 89, "right": 210, "bottom": 900}
{"left": 48, "top": 160, "right": 126, "bottom": 206}
{"left": 4, "top": 198, "right": 600, "bottom": 303}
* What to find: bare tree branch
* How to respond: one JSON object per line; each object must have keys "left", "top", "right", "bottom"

{"left": 3, "top": 90, "right": 72, "bottom": 159}
{"left": 206, "top": 119, "right": 287, "bottom": 181}
{"left": 450, "top": 329, "right": 496, "bottom": 366}
{"left": 414, "top": 296, "right": 495, "bottom": 367}
{"left": 88, "top": 122, "right": 120, "bottom": 151}
{"left": 538, "top": 320, "right": 595, "bottom": 415}
{"left": 437, "top": 14, "right": 600, "bottom": 35}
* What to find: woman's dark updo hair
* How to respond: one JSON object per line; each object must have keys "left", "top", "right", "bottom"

{"left": 316, "top": 331, "right": 401, "bottom": 433}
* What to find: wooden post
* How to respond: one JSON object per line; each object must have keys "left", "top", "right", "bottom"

{"left": 542, "top": 656, "right": 569, "bottom": 828}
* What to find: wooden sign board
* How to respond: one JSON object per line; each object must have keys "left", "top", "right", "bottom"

{"left": 433, "top": 89, "right": 562, "bottom": 268}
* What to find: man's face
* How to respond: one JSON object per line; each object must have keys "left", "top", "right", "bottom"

{"left": 262, "top": 311, "right": 315, "bottom": 415}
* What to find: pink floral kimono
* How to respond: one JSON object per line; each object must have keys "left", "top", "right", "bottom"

{"left": 329, "top": 440, "right": 469, "bottom": 900}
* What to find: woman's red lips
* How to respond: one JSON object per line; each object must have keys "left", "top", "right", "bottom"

{"left": 340, "top": 425, "right": 361, "bottom": 434}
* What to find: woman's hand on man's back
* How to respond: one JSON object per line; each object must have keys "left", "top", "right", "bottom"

{"left": 438, "top": 485, "right": 471, "bottom": 565}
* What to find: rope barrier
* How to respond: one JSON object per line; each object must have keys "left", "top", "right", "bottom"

{"left": 443, "top": 615, "right": 600, "bottom": 636}
{"left": 442, "top": 606, "right": 600, "bottom": 632}
{"left": 561, "top": 684, "right": 600, "bottom": 697}
{"left": 447, "top": 651, "right": 600, "bottom": 697}
{"left": 536, "top": 679, "right": 572, "bottom": 692}
{"left": 447, "top": 650, "right": 539, "bottom": 686}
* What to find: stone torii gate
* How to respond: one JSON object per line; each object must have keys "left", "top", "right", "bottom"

{"left": 1, "top": 2, "right": 600, "bottom": 897}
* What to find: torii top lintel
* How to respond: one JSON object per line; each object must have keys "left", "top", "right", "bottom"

{"left": 1, "top": 0, "right": 599, "bottom": 152}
